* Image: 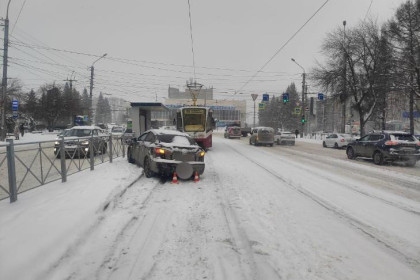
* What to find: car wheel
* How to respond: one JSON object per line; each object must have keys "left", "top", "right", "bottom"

{"left": 143, "top": 157, "right": 155, "bottom": 178}
{"left": 323, "top": 141, "right": 327, "bottom": 148}
{"left": 334, "top": 143, "right": 339, "bottom": 149}
{"left": 127, "top": 148, "right": 135, "bottom": 164}
{"left": 346, "top": 147, "right": 356, "bottom": 159}
{"left": 373, "top": 151, "right": 384, "bottom": 165}
{"left": 406, "top": 159, "right": 417, "bottom": 167}
{"left": 270, "top": 143, "right": 273, "bottom": 147}
{"left": 249, "top": 138, "right": 252, "bottom": 145}
{"left": 277, "top": 139, "right": 280, "bottom": 145}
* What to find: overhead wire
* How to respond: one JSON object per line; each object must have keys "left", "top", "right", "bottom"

{"left": 237, "top": 0, "right": 330, "bottom": 92}
{"left": 187, "top": 0, "right": 197, "bottom": 80}
{"left": 11, "top": 0, "right": 27, "bottom": 35}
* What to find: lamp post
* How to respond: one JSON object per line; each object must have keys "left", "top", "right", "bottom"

{"left": 89, "top": 53, "right": 107, "bottom": 125}
{"left": 0, "top": 0, "right": 11, "bottom": 141}
{"left": 291, "top": 58, "right": 306, "bottom": 138}
{"left": 342, "top": 20, "right": 347, "bottom": 133}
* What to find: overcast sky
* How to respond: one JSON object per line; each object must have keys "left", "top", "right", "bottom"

{"left": 1, "top": 0, "right": 402, "bottom": 104}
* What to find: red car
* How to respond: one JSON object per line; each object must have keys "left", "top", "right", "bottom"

{"left": 224, "top": 126, "right": 242, "bottom": 139}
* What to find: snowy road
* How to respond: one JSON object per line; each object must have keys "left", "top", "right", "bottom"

{"left": 42, "top": 135, "right": 420, "bottom": 279}
{"left": 2, "top": 134, "right": 420, "bottom": 280}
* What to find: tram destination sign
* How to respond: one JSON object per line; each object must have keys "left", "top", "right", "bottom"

{"left": 183, "top": 108, "right": 205, "bottom": 114}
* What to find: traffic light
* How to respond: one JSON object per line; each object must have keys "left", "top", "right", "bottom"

{"left": 282, "top": 93, "right": 289, "bottom": 104}
{"left": 301, "top": 115, "right": 306, "bottom": 125}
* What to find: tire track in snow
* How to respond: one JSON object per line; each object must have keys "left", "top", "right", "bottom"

{"left": 270, "top": 148, "right": 420, "bottom": 216}
{"left": 281, "top": 146, "right": 420, "bottom": 192}
{"left": 206, "top": 146, "right": 284, "bottom": 280}
{"left": 227, "top": 144, "right": 420, "bottom": 273}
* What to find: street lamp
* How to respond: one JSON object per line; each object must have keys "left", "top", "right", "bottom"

{"left": 291, "top": 58, "right": 306, "bottom": 138}
{"left": 89, "top": 53, "right": 107, "bottom": 125}
{"left": 0, "top": 0, "right": 12, "bottom": 141}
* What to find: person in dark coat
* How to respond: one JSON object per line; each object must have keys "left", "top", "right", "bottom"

{"left": 295, "top": 129, "right": 299, "bottom": 138}
{"left": 19, "top": 123, "right": 25, "bottom": 137}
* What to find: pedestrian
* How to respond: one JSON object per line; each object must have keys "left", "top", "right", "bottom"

{"left": 295, "top": 129, "right": 299, "bottom": 138}
{"left": 19, "top": 123, "right": 25, "bottom": 137}
{"left": 14, "top": 125, "right": 20, "bottom": 140}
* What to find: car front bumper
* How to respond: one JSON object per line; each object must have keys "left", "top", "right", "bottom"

{"left": 151, "top": 158, "right": 205, "bottom": 177}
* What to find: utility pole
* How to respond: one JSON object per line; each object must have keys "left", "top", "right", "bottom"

{"left": 341, "top": 20, "right": 347, "bottom": 133}
{"left": 291, "top": 58, "right": 306, "bottom": 138}
{"left": 0, "top": 0, "right": 11, "bottom": 141}
{"left": 64, "top": 72, "right": 77, "bottom": 91}
{"left": 89, "top": 53, "right": 107, "bottom": 125}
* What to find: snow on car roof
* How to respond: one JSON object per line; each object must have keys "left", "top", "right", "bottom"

{"left": 148, "top": 129, "right": 189, "bottom": 137}
{"left": 70, "top": 126, "right": 101, "bottom": 130}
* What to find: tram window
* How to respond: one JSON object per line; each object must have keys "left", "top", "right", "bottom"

{"left": 184, "top": 114, "right": 205, "bottom": 132}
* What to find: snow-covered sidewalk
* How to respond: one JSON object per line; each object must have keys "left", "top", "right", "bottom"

{"left": 0, "top": 158, "right": 142, "bottom": 280}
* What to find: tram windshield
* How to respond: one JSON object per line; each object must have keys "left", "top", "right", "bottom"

{"left": 182, "top": 108, "right": 206, "bottom": 132}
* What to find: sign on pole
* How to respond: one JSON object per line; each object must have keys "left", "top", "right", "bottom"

{"left": 251, "top": 93, "right": 258, "bottom": 101}
{"left": 12, "top": 100, "right": 18, "bottom": 111}
{"left": 318, "top": 93, "right": 324, "bottom": 100}
{"left": 294, "top": 107, "right": 301, "bottom": 115}
{"left": 262, "top": 93, "right": 269, "bottom": 102}
{"left": 258, "top": 103, "right": 265, "bottom": 110}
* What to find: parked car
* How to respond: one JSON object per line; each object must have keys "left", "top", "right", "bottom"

{"left": 274, "top": 130, "right": 295, "bottom": 145}
{"left": 224, "top": 126, "right": 242, "bottom": 139}
{"left": 346, "top": 131, "right": 420, "bottom": 166}
{"left": 323, "top": 133, "right": 356, "bottom": 149}
{"left": 249, "top": 127, "right": 274, "bottom": 146}
{"left": 127, "top": 129, "right": 205, "bottom": 179}
{"left": 54, "top": 126, "right": 108, "bottom": 158}
{"left": 110, "top": 126, "right": 125, "bottom": 137}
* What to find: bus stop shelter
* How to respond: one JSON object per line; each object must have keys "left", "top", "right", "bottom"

{"left": 129, "top": 102, "right": 170, "bottom": 137}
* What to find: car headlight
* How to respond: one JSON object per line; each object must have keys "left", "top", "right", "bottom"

{"left": 81, "top": 140, "right": 89, "bottom": 145}
{"left": 54, "top": 141, "right": 60, "bottom": 145}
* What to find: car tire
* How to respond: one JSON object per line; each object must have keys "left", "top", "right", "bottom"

{"left": 277, "top": 139, "right": 280, "bottom": 145}
{"left": 249, "top": 139, "right": 252, "bottom": 145}
{"left": 323, "top": 141, "right": 327, "bottom": 148}
{"left": 334, "top": 143, "right": 339, "bottom": 149}
{"left": 144, "top": 157, "right": 155, "bottom": 178}
{"left": 373, "top": 151, "right": 384, "bottom": 165}
{"left": 127, "top": 148, "right": 135, "bottom": 164}
{"left": 346, "top": 147, "right": 356, "bottom": 159}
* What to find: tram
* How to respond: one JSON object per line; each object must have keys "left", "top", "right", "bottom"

{"left": 175, "top": 106, "right": 215, "bottom": 150}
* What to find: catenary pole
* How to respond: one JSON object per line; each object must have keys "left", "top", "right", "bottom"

{"left": 0, "top": 0, "right": 11, "bottom": 141}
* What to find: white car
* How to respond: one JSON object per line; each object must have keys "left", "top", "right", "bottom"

{"left": 110, "top": 126, "right": 125, "bottom": 137}
{"left": 274, "top": 131, "right": 295, "bottom": 145}
{"left": 323, "top": 133, "right": 356, "bottom": 148}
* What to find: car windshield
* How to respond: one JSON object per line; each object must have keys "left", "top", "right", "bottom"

{"left": 66, "top": 129, "right": 92, "bottom": 137}
{"left": 157, "top": 134, "right": 195, "bottom": 145}
{"left": 111, "top": 127, "right": 124, "bottom": 133}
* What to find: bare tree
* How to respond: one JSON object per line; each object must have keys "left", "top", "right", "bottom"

{"left": 387, "top": 0, "right": 420, "bottom": 134}
{"left": 312, "top": 20, "right": 386, "bottom": 136}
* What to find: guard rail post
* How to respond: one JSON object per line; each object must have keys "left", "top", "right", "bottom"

{"left": 89, "top": 135, "right": 94, "bottom": 170}
{"left": 6, "top": 139, "right": 17, "bottom": 203}
{"left": 122, "top": 138, "right": 126, "bottom": 158}
{"left": 59, "top": 136, "right": 67, "bottom": 182}
{"left": 109, "top": 135, "right": 113, "bottom": 163}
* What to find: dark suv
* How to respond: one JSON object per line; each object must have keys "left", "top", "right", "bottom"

{"left": 346, "top": 131, "right": 420, "bottom": 166}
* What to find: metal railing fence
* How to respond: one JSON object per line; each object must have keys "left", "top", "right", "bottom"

{"left": 0, "top": 135, "right": 127, "bottom": 203}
